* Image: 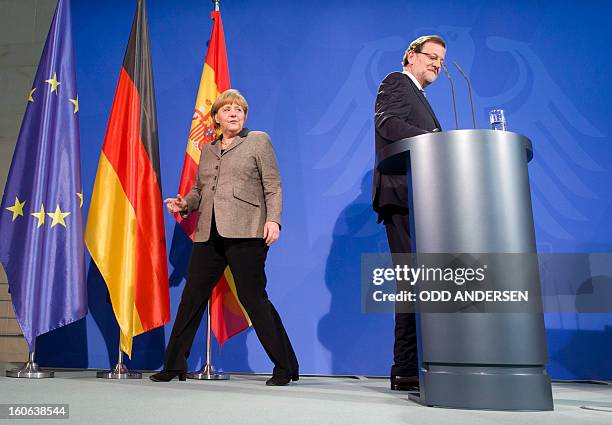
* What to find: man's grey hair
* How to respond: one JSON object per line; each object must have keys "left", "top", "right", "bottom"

{"left": 402, "top": 35, "right": 446, "bottom": 66}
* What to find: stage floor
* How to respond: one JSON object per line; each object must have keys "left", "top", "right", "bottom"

{"left": 1, "top": 363, "right": 611, "bottom": 424}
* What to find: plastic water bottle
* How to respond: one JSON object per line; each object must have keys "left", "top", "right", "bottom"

{"left": 489, "top": 109, "right": 507, "bottom": 131}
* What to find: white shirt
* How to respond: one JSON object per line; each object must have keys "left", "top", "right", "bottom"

{"left": 402, "top": 69, "right": 424, "bottom": 92}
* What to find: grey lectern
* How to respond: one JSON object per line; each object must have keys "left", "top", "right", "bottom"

{"left": 377, "top": 129, "right": 553, "bottom": 411}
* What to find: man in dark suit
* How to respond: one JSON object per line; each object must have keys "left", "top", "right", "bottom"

{"left": 373, "top": 35, "right": 446, "bottom": 391}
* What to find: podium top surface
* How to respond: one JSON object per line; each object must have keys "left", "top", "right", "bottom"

{"left": 377, "top": 129, "right": 533, "bottom": 174}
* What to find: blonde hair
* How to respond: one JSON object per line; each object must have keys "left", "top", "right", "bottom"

{"left": 402, "top": 35, "right": 446, "bottom": 66}
{"left": 211, "top": 89, "right": 249, "bottom": 129}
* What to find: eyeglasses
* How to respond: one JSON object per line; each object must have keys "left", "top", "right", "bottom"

{"left": 416, "top": 51, "right": 444, "bottom": 66}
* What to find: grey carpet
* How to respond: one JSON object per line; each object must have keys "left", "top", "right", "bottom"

{"left": 0, "top": 365, "right": 610, "bottom": 424}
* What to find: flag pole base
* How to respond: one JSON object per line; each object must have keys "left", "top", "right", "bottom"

{"left": 96, "top": 362, "right": 141, "bottom": 379}
{"left": 6, "top": 360, "right": 54, "bottom": 379}
{"left": 187, "top": 363, "right": 229, "bottom": 380}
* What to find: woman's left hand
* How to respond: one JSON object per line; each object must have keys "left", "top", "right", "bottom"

{"left": 263, "top": 221, "right": 280, "bottom": 246}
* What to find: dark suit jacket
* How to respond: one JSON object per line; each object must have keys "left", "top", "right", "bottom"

{"left": 373, "top": 71, "right": 441, "bottom": 217}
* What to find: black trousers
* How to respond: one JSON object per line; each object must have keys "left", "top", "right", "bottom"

{"left": 163, "top": 220, "right": 299, "bottom": 378}
{"left": 383, "top": 209, "right": 418, "bottom": 378}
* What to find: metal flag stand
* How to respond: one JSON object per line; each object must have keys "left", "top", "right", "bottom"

{"left": 96, "top": 336, "right": 141, "bottom": 379}
{"left": 6, "top": 342, "right": 54, "bottom": 378}
{"left": 188, "top": 0, "right": 227, "bottom": 382}
{"left": 187, "top": 300, "right": 229, "bottom": 380}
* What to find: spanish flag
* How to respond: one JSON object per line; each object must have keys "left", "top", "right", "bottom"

{"left": 174, "top": 7, "right": 251, "bottom": 346}
{"left": 85, "top": 0, "right": 170, "bottom": 357}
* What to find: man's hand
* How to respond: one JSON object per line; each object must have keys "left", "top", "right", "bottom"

{"left": 263, "top": 221, "right": 280, "bottom": 246}
{"left": 164, "top": 194, "right": 188, "bottom": 214}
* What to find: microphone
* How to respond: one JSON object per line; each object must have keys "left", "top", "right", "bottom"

{"left": 453, "top": 62, "right": 476, "bottom": 129}
{"left": 441, "top": 63, "right": 458, "bottom": 129}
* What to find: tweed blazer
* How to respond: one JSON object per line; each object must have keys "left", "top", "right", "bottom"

{"left": 183, "top": 129, "right": 282, "bottom": 242}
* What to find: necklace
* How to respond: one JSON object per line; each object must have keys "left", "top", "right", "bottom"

{"left": 220, "top": 137, "right": 235, "bottom": 150}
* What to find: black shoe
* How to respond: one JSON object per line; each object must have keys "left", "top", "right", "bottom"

{"left": 266, "top": 374, "right": 299, "bottom": 386}
{"left": 149, "top": 370, "right": 187, "bottom": 382}
{"left": 390, "top": 375, "right": 419, "bottom": 391}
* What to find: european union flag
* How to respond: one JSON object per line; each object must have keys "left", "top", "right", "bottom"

{"left": 0, "top": 0, "right": 87, "bottom": 351}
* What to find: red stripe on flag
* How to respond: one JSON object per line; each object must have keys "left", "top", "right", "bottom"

{"left": 174, "top": 154, "right": 199, "bottom": 235}
{"left": 206, "top": 11, "right": 230, "bottom": 91}
{"left": 210, "top": 276, "right": 249, "bottom": 343}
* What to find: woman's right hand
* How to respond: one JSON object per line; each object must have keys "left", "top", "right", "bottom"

{"left": 164, "top": 194, "right": 188, "bottom": 214}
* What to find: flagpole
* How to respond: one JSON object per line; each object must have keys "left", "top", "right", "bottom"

{"left": 187, "top": 300, "right": 229, "bottom": 380}
{"left": 187, "top": 0, "right": 229, "bottom": 382}
{"left": 96, "top": 334, "right": 142, "bottom": 379}
{"left": 6, "top": 340, "right": 54, "bottom": 378}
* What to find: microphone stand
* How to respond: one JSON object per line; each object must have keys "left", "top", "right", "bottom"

{"left": 442, "top": 63, "right": 458, "bottom": 129}
{"left": 453, "top": 62, "right": 477, "bottom": 129}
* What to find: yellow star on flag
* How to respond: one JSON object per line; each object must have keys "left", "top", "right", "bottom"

{"left": 5, "top": 196, "right": 26, "bottom": 221}
{"left": 28, "top": 88, "right": 36, "bottom": 102}
{"left": 69, "top": 96, "right": 79, "bottom": 113}
{"left": 44, "top": 72, "right": 61, "bottom": 94}
{"left": 47, "top": 205, "right": 70, "bottom": 228}
{"left": 31, "top": 204, "right": 46, "bottom": 228}
{"left": 76, "top": 192, "right": 83, "bottom": 207}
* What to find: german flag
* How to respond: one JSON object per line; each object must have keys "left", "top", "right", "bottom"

{"left": 174, "top": 7, "right": 251, "bottom": 346}
{"left": 85, "top": 0, "right": 170, "bottom": 357}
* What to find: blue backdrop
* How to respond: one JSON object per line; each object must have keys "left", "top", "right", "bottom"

{"left": 36, "top": 0, "right": 612, "bottom": 379}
